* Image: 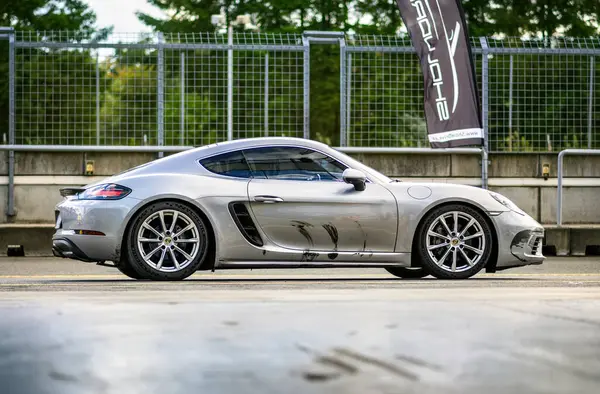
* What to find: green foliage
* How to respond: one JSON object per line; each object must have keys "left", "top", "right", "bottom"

{"left": 17, "top": 49, "right": 101, "bottom": 145}
{"left": 475, "top": 0, "right": 599, "bottom": 39}
{"left": 0, "top": 0, "right": 111, "bottom": 139}
{"left": 1, "top": 0, "right": 599, "bottom": 149}
{"left": 498, "top": 132, "right": 534, "bottom": 152}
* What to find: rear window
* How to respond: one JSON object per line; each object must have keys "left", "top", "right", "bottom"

{"left": 199, "top": 151, "right": 252, "bottom": 178}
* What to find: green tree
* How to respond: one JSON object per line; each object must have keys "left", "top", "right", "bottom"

{"left": 0, "top": 0, "right": 111, "bottom": 141}
{"left": 486, "top": 0, "right": 599, "bottom": 39}
{"left": 137, "top": 0, "right": 226, "bottom": 33}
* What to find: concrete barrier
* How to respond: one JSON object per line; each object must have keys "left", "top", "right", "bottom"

{"left": 1, "top": 150, "right": 599, "bottom": 257}
{"left": 0, "top": 152, "right": 600, "bottom": 224}
{"left": 0, "top": 224, "right": 55, "bottom": 257}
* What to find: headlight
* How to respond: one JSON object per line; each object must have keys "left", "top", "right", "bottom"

{"left": 489, "top": 191, "right": 525, "bottom": 215}
{"left": 78, "top": 184, "right": 132, "bottom": 200}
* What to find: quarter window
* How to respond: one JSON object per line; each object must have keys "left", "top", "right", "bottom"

{"left": 242, "top": 147, "right": 347, "bottom": 181}
{"left": 199, "top": 151, "right": 251, "bottom": 178}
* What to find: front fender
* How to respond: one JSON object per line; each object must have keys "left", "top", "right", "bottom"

{"left": 387, "top": 182, "right": 508, "bottom": 252}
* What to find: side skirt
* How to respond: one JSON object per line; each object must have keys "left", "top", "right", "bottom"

{"left": 216, "top": 253, "right": 412, "bottom": 269}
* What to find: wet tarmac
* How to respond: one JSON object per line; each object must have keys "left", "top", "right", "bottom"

{"left": 1, "top": 257, "right": 599, "bottom": 394}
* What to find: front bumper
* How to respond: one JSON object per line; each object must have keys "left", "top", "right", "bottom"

{"left": 509, "top": 229, "right": 545, "bottom": 264}
{"left": 490, "top": 210, "right": 546, "bottom": 271}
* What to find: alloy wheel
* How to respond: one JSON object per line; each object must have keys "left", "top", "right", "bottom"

{"left": 425, "top": 211, "right": 486, "bottom": 273}
{"left": 136, "top": 209, "right": 201, "bottom": 273}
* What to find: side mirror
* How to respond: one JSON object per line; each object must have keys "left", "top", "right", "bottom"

{"left": 342, "top": 168, "right": 367, "bottom": 191}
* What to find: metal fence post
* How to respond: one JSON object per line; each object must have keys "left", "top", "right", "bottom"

{"left": 479, "top": 37, "right": 490, "bottom": 189}
{"left": 264, "top": 52, "right": 269, "bottom": 137}
{"left": 508, "top": 54, "right": 514, "bottom": 152}
{"left": 180, "top": 51, "right": 186, "bottom": 145}
{"left": 588, "top": 56, "right": 595, "bottom": 149}
{"left": 339, "top": 37, "right": 347, "bottom": 146}
{"left": 95, "top": 53, "right": 101, "bottom": 145}
{"left": 7, "top": 28, "right": 15, "bottom": 217}
{"left": 302, "top": 36, "right": 310, "bottom": 140}
{"left": 346, "top": 52, "right": 352, "bottom": 147}
{"left": 227, "top": 26, "right": 234, "bottom": 141}
{"left": 157, "top": 32, "right": 165, "bottom": 157}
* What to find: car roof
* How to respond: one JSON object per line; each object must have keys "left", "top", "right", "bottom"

{"left": 113, "top": 137, "right": 392, "bottom": 184}
{"left": 151, "top": 137, "right": 334, "bottom": 164}
{"left": 194, "top": 137, "right": 332, "bottom": 157}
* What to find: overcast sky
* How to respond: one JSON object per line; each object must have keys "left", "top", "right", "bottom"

{"left": 84, "top": 0, "right": 164, "bottom": 33}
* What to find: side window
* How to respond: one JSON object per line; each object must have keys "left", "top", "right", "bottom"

{"left": 199, "top": 151, "right": 252, "bottom": 178}
{"left": 242, "top": 147, "right": 347, "bottom": 182}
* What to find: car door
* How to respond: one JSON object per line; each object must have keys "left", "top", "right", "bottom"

{"left": 244, "top": 146, "right": 398, "bottom": 253}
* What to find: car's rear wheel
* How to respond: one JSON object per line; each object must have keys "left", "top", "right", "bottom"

{"left": 385, "top": 267, "right": 430, "bottom": 279}
{"left": 115, "top": 257, "right": 145, "bottom": 280}
{"left": 126, "top": 201, "right": 209, "bottom": 281}
{"left": 416, "top": 204, "right": 493, "bottom": 280}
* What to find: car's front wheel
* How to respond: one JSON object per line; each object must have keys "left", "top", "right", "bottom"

{"left": 126, "top": 201, "right": 209, "bottom": 281}
{"left": 416, "top": 204, "right": 493, "bottom": 280}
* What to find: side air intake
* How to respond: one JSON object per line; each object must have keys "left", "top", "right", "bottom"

{"left": 229, "top": 203, "right": 263, "bottom": 247}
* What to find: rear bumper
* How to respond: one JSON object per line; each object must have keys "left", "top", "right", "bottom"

{"left": 54, "top": 196, "right": 137, "bottom": 262}
{"left": 52, "top": 238, "right": 95, "bottom": 263}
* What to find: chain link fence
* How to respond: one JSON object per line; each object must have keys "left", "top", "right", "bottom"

{"left": 8, "top": 30, "right": 306, "bottom": 147}
{"left": 2, "top": 29, "right": 599, "bottom": 152}
{"left": 484, "top": 37, "right": 599, "bottom": 152}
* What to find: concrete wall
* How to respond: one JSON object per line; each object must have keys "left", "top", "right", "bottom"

{"left": 1, "top": 151, "right": 600, "bottom": 225}
{"left": 352, "top": 152, "right": 600, "bottom": 225}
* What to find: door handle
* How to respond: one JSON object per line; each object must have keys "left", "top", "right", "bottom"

{"left": 254, "top": 195, "right": 284, "bottom": 203}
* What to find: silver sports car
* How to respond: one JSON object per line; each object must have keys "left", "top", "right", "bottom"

{"left": 53, "top": 137, "right": 545, "bottom": 281}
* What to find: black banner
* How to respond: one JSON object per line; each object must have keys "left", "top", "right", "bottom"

{"left": 396, "top": 0, "right": 483, "bottom": 148}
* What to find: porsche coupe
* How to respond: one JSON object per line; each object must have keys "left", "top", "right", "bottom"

{"left": 52, "top": 137, "right": 545, "bottom": 280}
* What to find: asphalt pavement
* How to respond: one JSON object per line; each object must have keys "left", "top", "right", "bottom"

{"left": 1, "top": 257, "right": 599, "bottom": 394}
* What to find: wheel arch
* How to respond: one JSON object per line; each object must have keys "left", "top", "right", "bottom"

{"left": 410, "top": 200, "right": 499, "bottom": 272}
{"left": 118, "top": 195, "right": 218, "bottom": 271}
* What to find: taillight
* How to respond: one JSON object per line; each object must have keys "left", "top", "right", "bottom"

{"left": 74, "top": 230, "right": 106, "bottom": 236}
{"left": 78, "top": 184, "right": 131, "bottom": 200}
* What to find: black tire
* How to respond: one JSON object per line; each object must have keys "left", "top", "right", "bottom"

{"left": 416, "top": 204, "right": 493, "bottom": 280}
{"left": 126, "top": 201, "right": 209, "bottom": 281}
{"left": 115, "top": 257, "right": 145, "bottom": 280}
{"left": 385, "top": 267, "right": 430, "bottom": 279}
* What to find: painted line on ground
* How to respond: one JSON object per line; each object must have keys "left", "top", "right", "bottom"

{"left": 1, "top": 273, "right": 600, "bottom": 279}
{"left": 2, "top": 281, "right": 600, "bottom": 288}
{"left": 1, "top": 274, "right": 600, "bottom": 281}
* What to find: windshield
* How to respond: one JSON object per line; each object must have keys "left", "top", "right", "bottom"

{"left": 333, "top": 150, "right": 394, "bottom": 184}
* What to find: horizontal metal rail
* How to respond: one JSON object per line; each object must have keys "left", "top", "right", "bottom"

{"left": 0, "top": 145, "right": 484, "bottom": 154}
{"left": 14, "top": 42, "right": 305, "bottom": 51}
{"left": 478, "top": 47, "right": 600, "bottom": 56}
{"left": 557, "top": 149, "right": 600, "bottom": 226}
{"left": 0, "top": 145, "right": 196, "bottom": 152}
{"left": 14, "top": 41, "right": 600, "bottom": 55}
{"left": 345, "top": 46, "right": 416, "bottom": 54}
{"left": 335, "top": 147, "right": 483, "bottom": 154}
{"left": 303, "top": 31, "right": 345, "bottom": 37}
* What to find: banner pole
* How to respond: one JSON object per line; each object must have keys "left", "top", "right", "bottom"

{"left": 480, "top": 37, "right": 489, "bottom": 189}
